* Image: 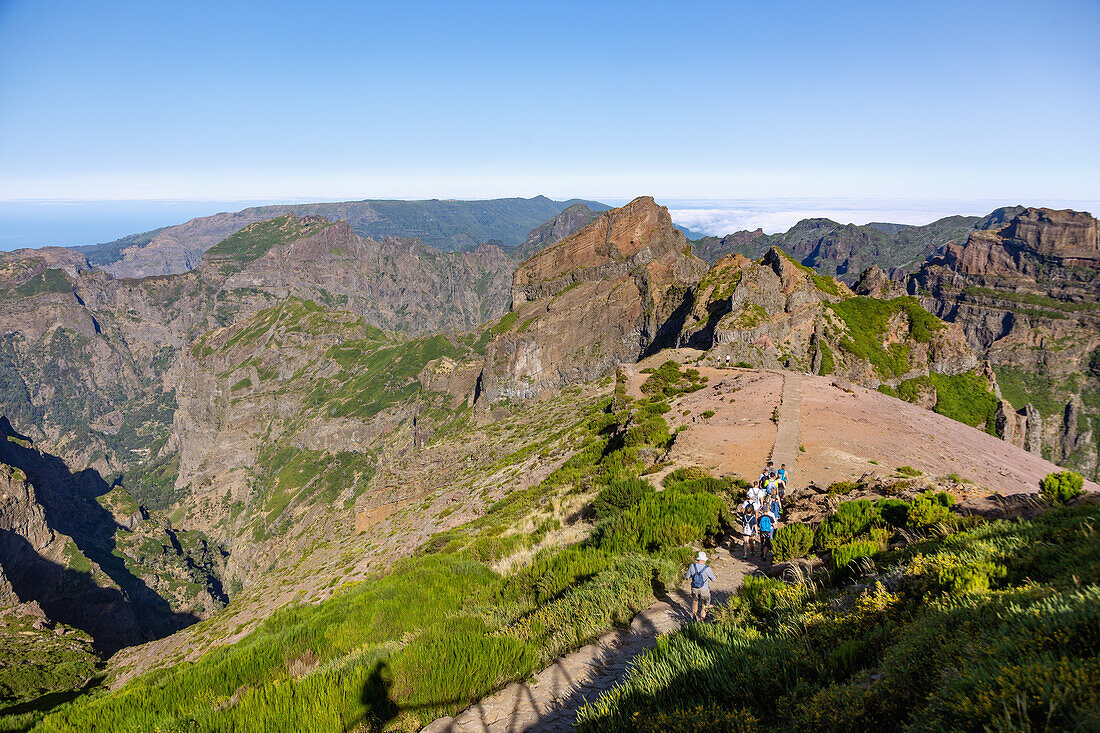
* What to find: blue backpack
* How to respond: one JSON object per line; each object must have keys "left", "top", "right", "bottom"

{"left": 690, "top": 563, "right": 710, "bottom": 588}
{"left": 759, "top": 515, "right": 774, "bottom": 534}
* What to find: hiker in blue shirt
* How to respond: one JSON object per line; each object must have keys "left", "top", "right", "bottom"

{"left": 686, "top": 551, "right": 717, "bottom": 621}
{"left": 758, "top": 511, "right": 777, "bottom": 562}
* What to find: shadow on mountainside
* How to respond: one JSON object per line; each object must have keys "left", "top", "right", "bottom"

{"left": 0, "top": 419, "right": 197, "bottom": 655}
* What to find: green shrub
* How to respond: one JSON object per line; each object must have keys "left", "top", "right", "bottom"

{"left": 827, "top": 480, "right": 859, "bottom": 495}
{"left": 831, "top": 540, "right": 879, "bottom": 571}
{"left": 1040, "top": 470, "right": 1084, "bottom": 505}
{"left": 575, "top": 503, "right": 1100, "bottom": 733}
{"left": 814, "top": 500, "right": 879, "bottom": 551}
{"left": 701, "top": 410, "right": 715, "bottom": 419}
{"left": 662, "top": 467, "right": 711, "bottom": 486}
{"left": 895, "top": 465, "right": 921, "bottom": 477}
{"left": 906, "top": 495, "right": 953, "bottom": 529}
{"left": 734, "top": 361, "right": 754, "bottom": 369}
{"left": 877, "top": 498, "right": 910, "bottom": 527}
{"left": 592, "top": 477, "right": 655, "bottom": 520}
{"left": 773, "top": 523, "right": 813, "bottom": 561}
{"left": 599, "top": 491, "right": 726, "bottom": 554}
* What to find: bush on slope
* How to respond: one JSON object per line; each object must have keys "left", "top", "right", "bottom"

{"left": 576, "top": 501, "right": 1100, "bottom": 732}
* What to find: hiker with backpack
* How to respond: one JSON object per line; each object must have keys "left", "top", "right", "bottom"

{"left": 739, "top": 504, "right": 758, "bottom": 558}
{"left": 758, "top": 510, "right": 777, "bottom": 561}
{"left": 686, "top": 551, "right": 717, "bottom": 621}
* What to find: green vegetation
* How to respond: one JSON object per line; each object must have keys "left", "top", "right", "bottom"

{"left": 734, "top": 361, "right": 754, "bottom": 369}
{"left": 895, "top": 465, "right": 921, "bottom": 477}
{"left": 994, "top": 364, "right": 1070, "bottom": 420}
{"left": 12, "top": 269, "right": 71, "bottom": 297}
{"left": 827, "top": 296, "right": 945, "bottom": 378}
{"left": 205, "top": 215, "right": 331, "bottom": 263}
{"left": 887, "top": 370, "right": 1000, "bottom": 435}
{"left": 1040, "top": 470, "right": 1084, "bottom": 505}
{"left": 592, "top": 477, "right": 654, "bottom": 521}
{"left": 310, "top": 333, "right": 465, "bottom": 420}
{"left": 576, "top": 500, "right": 1100, "bottom": 732}
{"left": 731, "top": 303, "right": 768, "bottom": 329}
{"left": 639, "top": 360, "right": 707, "bottom": 399}
{"left": 772, "top": 523, "right": 813, "bottom": 561}
{"left": 251, "top": 446, "right": 375, "bottom": 531}
{"left": 700, "top": 409, "right": 715, "bottom": 419}
{"left": 36, "top": 363, "right": 729, "bottom": 732}
{"left": 488, "top": 310, "right": 521, "bottom": 335}
{"left": 817, "top": 341, "right": 835, "bottom": 375}
{"left": 776, "top": 249, "right": 842, "bottom": 296}
{"left": 964, "top": 285, "right": 1100, "bottom": 314}
{"left": 0, "top": 615, "right": 99, "bottom": 730}
{"left": 697, "top": 263, "right": 743, "bottom": 301}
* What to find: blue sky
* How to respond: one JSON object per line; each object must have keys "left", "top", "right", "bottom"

{"left": 0, "top": 0, "right": 1097, "bottom": 233}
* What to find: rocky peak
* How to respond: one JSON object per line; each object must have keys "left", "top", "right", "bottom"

{"left": 939, "top": 207, "right": 1099, "bottom": 276}
{"left": 515, "top": 203, "right": 602, "bottom": 259}
{"left": 481, "top": 197, "right": 707, "bottom": 400}
{"left": 852, "top": 265, "right": 906, "bottom": 299}
{"left": 511, "top": 196, "right": 688, "bottom": 307}
{"left": 1002, "top": 208, "right": 1098, "bottom": 267}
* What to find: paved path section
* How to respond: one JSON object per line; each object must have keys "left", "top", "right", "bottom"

{"left": 421, "top": 551, "right": 750, "bottom": 733}
{"left": 770, "top": 371, "right": 802, "bottom": 479}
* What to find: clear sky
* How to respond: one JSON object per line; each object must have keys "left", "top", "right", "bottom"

{"left": 0, "top": 0, "right": 1098, "bottom": 204}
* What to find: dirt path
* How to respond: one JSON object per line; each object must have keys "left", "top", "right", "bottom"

{"left": 770, "top": 371, "right": 802, "bottom": 479}
{"left": 421, "top": 550, "right": 751, "bottom": 733}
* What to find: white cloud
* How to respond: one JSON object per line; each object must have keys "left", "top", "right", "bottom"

{"left": 666, "top": 201, "right": 1011, "bottom": 236}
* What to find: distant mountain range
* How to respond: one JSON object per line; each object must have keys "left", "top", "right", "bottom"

{"left": 691, "top": 208, "right": 1031, "bottom": 281}
{"left": 73, "top": 196, "right": 611, "bottom": 278}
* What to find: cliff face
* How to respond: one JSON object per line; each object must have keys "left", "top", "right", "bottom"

{"left": 677, "top": 249, "right": 978, "bottom": 389}
{"left": 910, "top": 207, "right": 1100, "bottom": 478}
{"left": 482, "top": 197, "right": 708, "bottom": 400}
{"left": 0, "top": 425, "right": 226, "bottom": 655}
{"left": 514, "top": 203, "right": 603, "bottom": 259}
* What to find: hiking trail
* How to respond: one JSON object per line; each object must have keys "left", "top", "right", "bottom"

{"left": 421, "top": 552, "right": 753, "bottom": 733}
{"left": 770, "top": 371, "right": 802, "bottom": 477}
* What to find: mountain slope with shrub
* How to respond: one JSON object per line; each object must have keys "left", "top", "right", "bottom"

{"left": 576, "top": 497, "right": 1100, "bottom": 732}
{"left": 911, "top": 207, "right": 1100, "bottom": 477}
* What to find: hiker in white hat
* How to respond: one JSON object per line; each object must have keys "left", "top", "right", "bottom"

{"left": 685, "top": 551, "right": 717, "bottom": 621}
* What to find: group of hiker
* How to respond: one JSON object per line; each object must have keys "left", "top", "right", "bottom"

{"left": 685, "top": 461, "right": 789, "bottom": 621}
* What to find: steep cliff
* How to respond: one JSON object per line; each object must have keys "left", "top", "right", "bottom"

{"left": 910, "top": 207, "right": 1100, "bottom": 477}
{"left": 480, "top": 197, "right": 708, "bottom": 400}
{"left": 678, "top": 249, "right": 978, "bottom": 389}
{"left": 0, "top": 423, "right": 225, "bottom": 655}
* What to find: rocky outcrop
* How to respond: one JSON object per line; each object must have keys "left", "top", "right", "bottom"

{"left": 675, "top": 253, "right": 976, "bottom": 390}
{"left": 852, "top": 265, "right": 906, "bottom": 299}
{"left": 911, "top": 207, "right": 1100, "bottom": 477}
{"left": 481, "top": 197, "right": 707, "bottom": 400}
{"left": 515, "top": 203, "right": 603, "bottom": 259}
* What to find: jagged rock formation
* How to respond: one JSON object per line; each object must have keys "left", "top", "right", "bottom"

{"left": 479, "top": 197, "right": 708, "bottom": 400}
{"left": 852, "top": 265, "right": 907, "bottom": 299}
{"left": 514, "top": 203, "right": 603, "bottom": 259}
{"left": 675, "top": 250, "right": 977, "bottom": 392}
{"left": 691, "top": 214, "right": 986, "bottom": 281}
{"left": 75, "top": 196, "right": 608, "bottom": 278}
{"left": 910, "top": 207, "right": 1099, "bottom": 477}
